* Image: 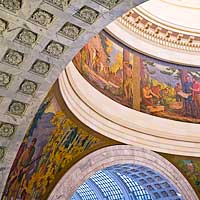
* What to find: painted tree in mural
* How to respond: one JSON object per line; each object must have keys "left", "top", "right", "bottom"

{"left": 132, "top": 54, "right": 141, "bottom": 110}
{"left": 3, "top": 98, "right": 100, "bottom": 200}
{"left": 73, "top": 31, "right": 200, "bottom": 123}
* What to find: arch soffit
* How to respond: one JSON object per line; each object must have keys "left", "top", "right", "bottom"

{"left": 48, "top": 145, "right": 198, "bottom": 200}
{"left": 0, "top": 0, "right": 147, "bottom": 197}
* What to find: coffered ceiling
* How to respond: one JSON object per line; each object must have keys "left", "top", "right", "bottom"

{"left": 0, "top": 0, "right": 147, "bottom": 197}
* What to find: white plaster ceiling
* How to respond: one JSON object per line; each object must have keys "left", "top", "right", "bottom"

{"left": 139, "top": 0, "right": 200, "bottom": 32}
{"left": 162, "top": 0, "right": 200, "bottom": 8}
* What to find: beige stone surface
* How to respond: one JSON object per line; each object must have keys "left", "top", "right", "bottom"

{"left": 0, "top": 0, "right": 147, "bottom": 197}
{"left": 48, "top": 145, "right": 198, "bottom": 200}
{"left": 59, "top": 62, "right": 200, "bottom": 156}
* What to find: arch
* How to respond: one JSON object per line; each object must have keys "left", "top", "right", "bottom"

{"left": 0, "top": 0, "right": 147, "bottom": 197}
{"left": 59, "top": 62, "right": 200, "bottom": 156}
{"left": 48, "top": 145, "right": 198, "bottom": 200}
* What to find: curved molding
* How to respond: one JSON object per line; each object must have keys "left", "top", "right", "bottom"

{"left": 48, "top": 145, "right": 198, "bottom": 200}
{"left": 115, "top": 0, "right": 200, "bottom": 53}
{"left": 106, "top": 21, "right": 200, "bottom": 67}
{"left": 59, "top": 62, "right": 200, "bottom": 156}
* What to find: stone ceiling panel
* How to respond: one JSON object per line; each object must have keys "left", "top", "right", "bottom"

{"left": 0, "top": 0, "right": 147, "bottom": 197}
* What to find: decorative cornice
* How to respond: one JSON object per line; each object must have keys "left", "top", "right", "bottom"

{"left": 118, "top": 9, "right": 200, "bottom": 52}
{"left": 59, "top": 62, "right": 200, "bottom": 157}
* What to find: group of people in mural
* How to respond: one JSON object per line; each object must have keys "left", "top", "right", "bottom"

{"left": 73, "top": 32, "right": 200, "bottom": 122}
{"left": 4, "top": 137, "right": 37, "bottom": 200}
{"left": 142, "top": 75, "right": 200, "bottom": 118}
{"left": 3, "top": 98, "right": 99, "bottom": 200}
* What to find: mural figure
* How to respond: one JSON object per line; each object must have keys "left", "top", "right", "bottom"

{"left": 182, "top": 75, "right": 193, "bottom": 117}
{"left": 124, "top": 62, "right": 133, "bottom": 101}
{"left": 142, "top": 83, "right": 159, "bottom": 107}
{"left": 2, "top": 94, "right": 107, "bottom": 200}
{"left": 191, "top": 76, "right": 200, "bottom": 117}
{"left": 174, "top": 83, "right": 182, "bottom": 102}
{"left": 73, "top": 31, "right": 200, "bottom": 123}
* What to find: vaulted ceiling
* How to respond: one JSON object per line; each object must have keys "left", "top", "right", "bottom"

{"left": 1, "top": 0, "right": 200, "bottom": 199}
{"left": 0, "top": 0, "right": 147, "bottom": 197}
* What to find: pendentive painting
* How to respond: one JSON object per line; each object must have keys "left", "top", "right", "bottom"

{"left": 2, "top": 86, "right": 115, "bottom": 200}
{"left": 73, "top": 31, "right": 200, "bottom": 123}
{"left": 161, "top": 153, "right": 200, "bottom": 197}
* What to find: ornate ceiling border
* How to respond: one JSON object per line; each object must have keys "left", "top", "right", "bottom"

{"left": 106, "top": 21, "right": 200, "bottom": 66}
{"left": 118, "top": 7, "right": 200, "bottom": 52}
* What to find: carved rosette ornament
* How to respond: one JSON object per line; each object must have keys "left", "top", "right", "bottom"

{"left": 30, "top": 9, "right": 54, "bottom": 27}
{"left": 3, "top": 49, "right": 24, "bottom": 66}
{"left": 8, "top": 100, "right": 26, "bottom": 116}
{"left": 0, "top": 0, "right": 22, "bottom": 12}
{"left": 0, "top": 147, "right": 5, "bottom": 160}
{"left": 45, "top": 0, "right": 70, "bottom": 9}
{"left": 92, "top": 0, "right": 121, "bottom": 9}
{"left": 59, "top": 22, "right": 82, "bottom": 40}
{"left": 0, "top": 122, "right": 15, "bottom": 137}
{"left": 30, "top": 60, "right": 51, "bottom": 76}
{"left": 0, "top": 71, "right": 11, "bottom": 87}
{"left": 19, "top": 80, "right": 37, "bottom": 95}
{"left": 0, "top": 18, "right": 8, "bottom": 34}
{"left": 16, "top": 29, "right": 38, "bottom": 47}
{"left": 75, "top": 6, "right": 99, "bottom": 24}
{"left": 45, "top": 41, "right": 65, "bottom": 57}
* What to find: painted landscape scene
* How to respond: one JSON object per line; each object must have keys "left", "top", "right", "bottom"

{"left": 73, "top": 32, "right": 200, "bottom": 123}
{"left": 2, "top": 92, "right": 106, "bottom": 200}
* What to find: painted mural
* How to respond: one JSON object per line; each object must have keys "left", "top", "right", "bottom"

{"left": 2, "top": 83, "right": 118, "bottom": 200}
{"left": 73, "top": 32, "right": 200, "bottom": 123}
{"left": 161, "top": 153, "right": 200, "bottom": 198}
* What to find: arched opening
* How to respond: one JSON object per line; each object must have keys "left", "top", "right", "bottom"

{"left": 48, "top": 145, "right": 198, "bottom": 200}
{"left": 71, "top": 163, "right": 183, "bottom": 200}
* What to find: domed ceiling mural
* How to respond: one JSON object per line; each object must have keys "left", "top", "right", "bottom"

{"left": 73, "top": 31, "right": 200, "bottom": 123}
{"left": 2, "top": 81, "right": 200, "bottom": 199}
{"left": 1, "top": 0, "right": 200, "bottom": 199}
